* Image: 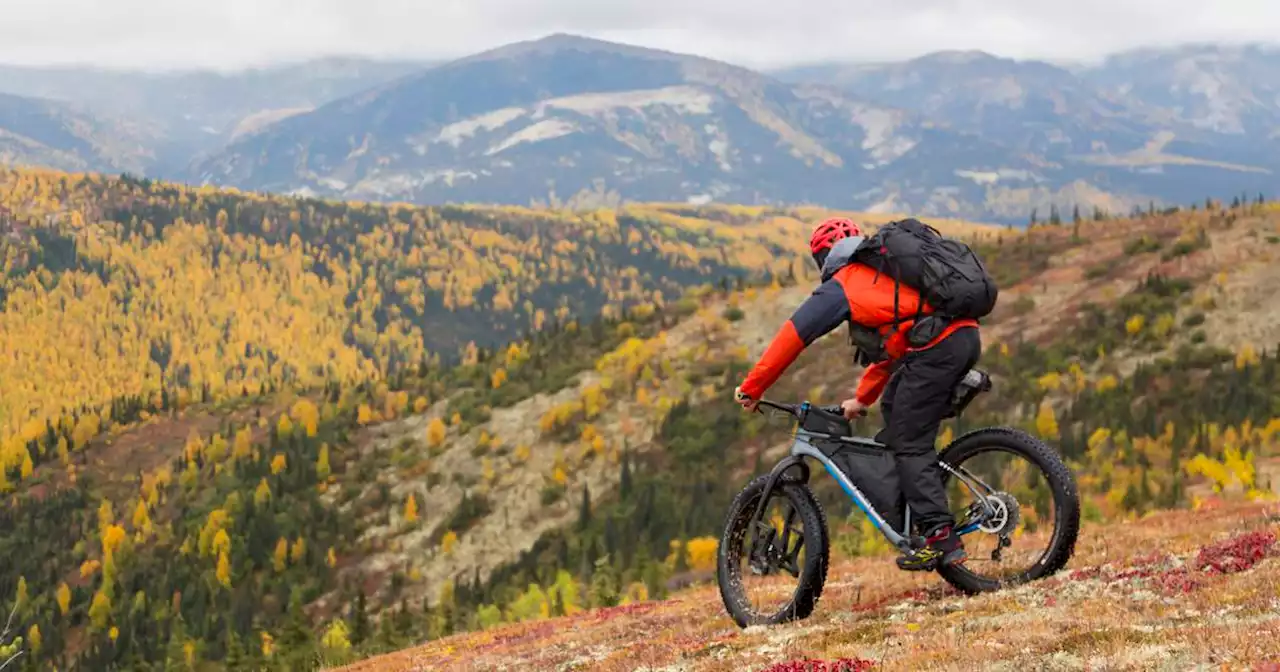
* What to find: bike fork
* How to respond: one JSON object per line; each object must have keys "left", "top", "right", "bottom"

{"left": 747, "top": 456, "right": 810, "bottom": 538}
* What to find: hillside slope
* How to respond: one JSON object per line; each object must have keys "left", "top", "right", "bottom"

{"left": 5, "top": 168, "right": 1280, "bottom": 669}
{"left": 0, "top": 167, "right": 823, "bottom": 443}
{"left": 0, "top": 92, "right": 154, "bottom": 173}
{"left": 0, "top": 166, "right": 1007, "bottom": 669}
{"left": 337, "top": 499, "right": 1280, "bottom": 671}
{"left": 0, "top": 58, "right": 432, "bottom": 172}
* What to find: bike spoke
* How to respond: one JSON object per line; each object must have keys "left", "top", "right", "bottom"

{"left": 946, "top": 447, "right": 1057, "bottom": 582}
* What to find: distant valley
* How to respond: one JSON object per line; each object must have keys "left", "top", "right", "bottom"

{"left": 3, "top": 36, "right": 1280, "bottom": 222}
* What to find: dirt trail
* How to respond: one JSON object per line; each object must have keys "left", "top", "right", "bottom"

{"left": 333, "top": 498, "right": 1280, "bottom": 671}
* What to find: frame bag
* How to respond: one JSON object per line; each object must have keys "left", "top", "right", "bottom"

{"left": 829, "top": 443, "right": 905, "bottom": 535}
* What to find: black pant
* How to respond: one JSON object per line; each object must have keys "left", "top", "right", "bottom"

{"left": 875, "top": 326, "right": 981, "bottom": 535}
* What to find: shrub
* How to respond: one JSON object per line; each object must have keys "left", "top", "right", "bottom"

{"left": 540, "top": 483, "right": 566, "bottom": 505}
{"left": 1124, "top": 235, "right": 1162, "bottom": 256}
{"left": 1011, "top": 295, "right": 1036, "bottom": 316}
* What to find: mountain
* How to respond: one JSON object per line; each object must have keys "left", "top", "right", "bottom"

{"left": 776, "top": 50, "right": 1148, "bottom": 153}
{"left": 777, "top": 46, "right": 1280, "bottom": 220}
{"left": 7, "top": 38, "right": 1280, "bottom": 223}
{"left": 187, "top": 34, "right": 1029, "bottom": 216}
{"left": 1084, "top": 44, "right": 1280, "bottom": 136}
{"left": 0, "top": 57, "right": 432, "bottom": 172}
{"left": 0, "top": 91, "right": 155, "bottom": 172}
{"left": 186, "top": 36, "right": 1280, "bottom": 223}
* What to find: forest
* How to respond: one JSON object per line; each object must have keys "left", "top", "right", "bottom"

{"left": 0, "top": 165, "right": 1276, "bottom": 670}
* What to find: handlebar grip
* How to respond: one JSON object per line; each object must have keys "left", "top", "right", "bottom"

{"left": 817, "top": 404, "right": 867, "bottom": 418}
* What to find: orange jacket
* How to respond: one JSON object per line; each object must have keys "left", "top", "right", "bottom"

{"left": 738, "top": 262, "right": 978, "bottom": 405}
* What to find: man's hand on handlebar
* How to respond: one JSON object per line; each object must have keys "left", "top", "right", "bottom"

{"left": 733, "top": 386, "right": 759, "bottom": 412}
{"left": 841, "top": 397, "right": 868, "bottom": 420}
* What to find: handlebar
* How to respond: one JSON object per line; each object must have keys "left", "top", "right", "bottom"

{"left": 754, "top": 398, "right": 867, "bottom": 419}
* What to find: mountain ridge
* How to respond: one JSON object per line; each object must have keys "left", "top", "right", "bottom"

{"left": 184, "top": 34, "right": 1280, "bottom": 222}
{"left": 5, "top": 36, "right": 1280, "bottom": 222}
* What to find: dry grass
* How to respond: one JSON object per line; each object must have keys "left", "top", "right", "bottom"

{"left": 333, "top": 499, "right": 1280, "bottom": 671}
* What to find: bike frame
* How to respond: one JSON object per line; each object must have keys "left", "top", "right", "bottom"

{"left": 748, "top": 402, "right": 996, "bottom": 553}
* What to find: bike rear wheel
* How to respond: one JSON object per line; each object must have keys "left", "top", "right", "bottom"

{"left": 717, "top": 474, "right": 829, "bottom": 627}
{"left": 936, "top": 427, "right": 1080, "bottom": 594}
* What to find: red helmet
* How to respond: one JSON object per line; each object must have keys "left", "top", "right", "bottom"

{"left": 809, "top": 217, "right": 863, "bottom": 255}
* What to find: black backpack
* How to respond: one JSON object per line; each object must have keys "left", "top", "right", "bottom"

{"left": 853, "top": 218, "right": 998, "bottom": 327}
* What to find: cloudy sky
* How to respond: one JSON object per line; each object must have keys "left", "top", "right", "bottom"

{"left": 1, "top": 0, "right": 1277, "bottom": 71}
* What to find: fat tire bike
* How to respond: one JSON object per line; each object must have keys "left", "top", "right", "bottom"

{"left": 716, "top": 368, "right": 1080, "bottom": 627}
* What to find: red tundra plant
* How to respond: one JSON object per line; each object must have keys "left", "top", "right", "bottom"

{"left": 586, "top": 602, "right": 658, "bottom": 622}
{"left": 1068, "top": 566, "right": 1103, "bottom": 581}
{"left": 1193, "top": 530, "right": 1277, "bottom": 574}
{"left": 1140, "top": 529, "right": 1277, "bottom": 596}
{"left": 1152, "top": 568, "right": 1202, "bottom": 595}
{"left": 760, "top": 658, "right": 876, "bottom": 672}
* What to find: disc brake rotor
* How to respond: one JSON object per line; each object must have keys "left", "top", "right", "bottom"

{"left": 978, "top": 491, "right": 1020, "bottom": 535}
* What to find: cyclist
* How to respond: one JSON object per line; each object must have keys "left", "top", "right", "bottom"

{"left": 733, "top": 217, "right": 981, "bottom": 571}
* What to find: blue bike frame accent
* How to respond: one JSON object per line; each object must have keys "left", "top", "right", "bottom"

{"left": 787, "top": 427, "right": 988, "bottom": 550}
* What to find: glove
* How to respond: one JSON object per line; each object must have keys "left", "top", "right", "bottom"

{"left": 733, "top": 386, "right": 758, "bottom": 411}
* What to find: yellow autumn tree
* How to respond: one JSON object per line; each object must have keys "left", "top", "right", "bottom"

{"left": 426, "top": 418, "right": 446, "bottom": 448}
{"left": 291, "top": 398, "right": 319, "bottom": 437}
{"left": 1237, "top": 343, "right": 1260, "bottom": 370}
{"left": 254, "top": 478, "right": 272, "bottom": 506}
{"left": 276, "top": 413, "right": 294, "bottom": 437}
{"left": 321, "top": 620, "right": 352, "bottom": 654}
{"left": 404, "top": 494, "right": 419, "bottom": 523}
{"left": 684, "top": 537, "right": 718, "bottom": 571}
{"left": 88, "top": 590, "right": 112, "bottom": 630}
{"left": 442, "top": 530, "right": 458, "bottom": 554}
{"left": 273, "top": 538, "right": 288, "bottom": 572}
{"left": 216, "top": 550, "right": 232, "bottom": 589}
{"left": 316, "top": 443, "right": 332, "bottom": 480}
{"left": 56, "top": 582, "right": 71, "bottom": 615}
{"left": 132, "top": 500, "right": 153, "bottom": 539}
{"left": 233, "top": 427, "right": 253, "bottom": 461}
{"left": 1035, "top": 401, "right": 1059, "bottom": 440}
{"left": 27, "top": 624, "right": 41, "bottom": 656}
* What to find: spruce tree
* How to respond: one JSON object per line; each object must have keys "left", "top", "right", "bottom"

{"left": 578, "top": 485, "right": 592, "bottom": 532}
{"left": 588, "top": 555, "right": 620, "bottom": 608}
{"left": 350, "top": 587, "right": 371, "bottom": 647}
{"left": 619, "top": 450, "right": 633, "bottom": 501}
{"left": 224, "top": 626, "right": 246, "bottom": 670}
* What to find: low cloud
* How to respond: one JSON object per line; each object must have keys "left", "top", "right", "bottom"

{"left": 1, "top": 0, "right": 1277, "bottom": 71}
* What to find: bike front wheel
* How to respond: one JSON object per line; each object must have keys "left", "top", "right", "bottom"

{"left": 936, "top": 427, "right": 1080, "bottom": 594}
{"left": 716, "top": 473, "right": 829, "bottom": 627}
